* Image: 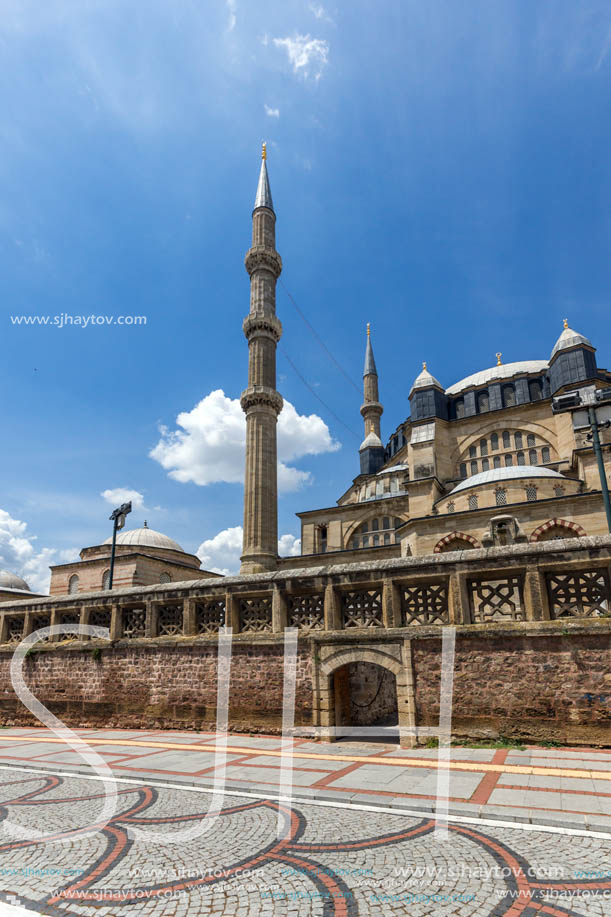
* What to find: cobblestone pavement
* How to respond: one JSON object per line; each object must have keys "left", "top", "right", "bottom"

{"left": 0, "top": 769, "right": 611, "bottom": 916}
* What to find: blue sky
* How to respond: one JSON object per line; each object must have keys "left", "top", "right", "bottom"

{"left": 1, "top": 0, "right": 610, "bottom": 585}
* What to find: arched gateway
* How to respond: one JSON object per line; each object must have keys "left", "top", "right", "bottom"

{"left": 312, "top": 642, "right": 417, "bottom": 748}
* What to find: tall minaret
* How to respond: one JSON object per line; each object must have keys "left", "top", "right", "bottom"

{"left": 359, "top": 324, "right": 385, "bottom": 474}
{"left": 240, "top": 144, "right": 283, "bottom": 574}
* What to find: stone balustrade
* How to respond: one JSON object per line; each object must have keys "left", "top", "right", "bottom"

{"left": 1, "top": 535, "right": 610, "bottom": 648}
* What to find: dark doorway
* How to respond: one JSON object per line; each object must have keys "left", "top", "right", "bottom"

{"left": 333, "top": 661, "right": 399, "bottom": 743}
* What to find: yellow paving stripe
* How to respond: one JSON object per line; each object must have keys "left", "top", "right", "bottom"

{"left": 0, "top": 734, "right": 609, "bottom": 782}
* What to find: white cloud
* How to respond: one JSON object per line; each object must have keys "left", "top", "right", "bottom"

{"left": 197, "top": 526, "right": 301, "bottom": 575}
{"left": 264, "top": 104, "right": 280, "bottom": 118}
{"left": 0, "top": 508, "right": 79, "bottom": 595}
{"left": 309, "top": 3, "right": 333, "bottom": 23}
{"left": 273, "top": 34, "right": 329, "bottom": 80}
{"left": 226, "top": 0, "right": 236, "bottom": 31}
{"left": 150, "top": 389, "right": 339, "bottom": 494}
{"left": 101, "top": 488, "right": 145, "bottom": 511}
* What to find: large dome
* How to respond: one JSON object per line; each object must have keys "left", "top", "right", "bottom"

{"left": 103, "top": 524, "right": 185, "bottom": 553}
{"left": 449, "top": 465, "right": 567, "bottom": 496}
{"left": 445, "top": 360, "right": 548, "bottom": 396}
{"left": 0, "top": 570, "right": 31, "bottom": 591}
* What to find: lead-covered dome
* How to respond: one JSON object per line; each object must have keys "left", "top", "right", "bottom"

{"left": 409, "top": 362, "right": 443, "bottom": 395}
{"left": 449, "top": 465, "right": 567, "bottom": 495}
{"left": 103, "top": 524, "right": 185, "bottom": 553}
{"left": 0, "top": 570, "right": 31, "bottom": 591}
{"left": 445, "top": 360, "right": 548, "bottom": 396}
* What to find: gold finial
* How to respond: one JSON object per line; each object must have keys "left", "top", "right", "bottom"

{"left": 367, "top": 322, "right": 370, "bottom": 337}
{"left": 563, "top": 317, "right": 568, "bottom": 329}
{"left": 262, "top": 142, "right": 267, "bottom": 160}
{"left": 496, "top": 352, "right": 502, "bottom": 366}
{"left": 422, "top": 361, "right": 427, "bottom": 370}
{"left": 370, "top": 423, "right": 375, "bottom": 434}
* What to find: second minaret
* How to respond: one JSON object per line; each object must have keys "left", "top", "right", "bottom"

{"left": 240, "top": 145, "right": 283, "bottom": 574}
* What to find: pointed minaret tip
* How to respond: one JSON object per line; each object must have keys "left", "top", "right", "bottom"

{"left": 254, "top": 144, "right": 274, "bottom": 212}
{"left": 363, "top": 324, "right": 377, "bottom": 376}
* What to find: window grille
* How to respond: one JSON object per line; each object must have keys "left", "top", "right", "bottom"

{"left": 31, "top": 615, "right": 51, "bottom": 642}
{"left": 90, "top": 609, "right": 112, "bottom": 631}
{"left": 503, "top": 385, "right": 516, "bottom": 407}
{"left": 554, "top": 485, "right": 565, "bottom": 498}
{"left": 514, "top": 432, "right": 523, "bottom": 449}
{"left": 6, "top": 617, "right": 25, "bottom": 644}
{"left": 158, "top": 604, "right": 183, "bottom": 636}
{"left": 196, "top": 600, "right": 225, "bottom": 634}
{"left": 491, "top": 433, "right": 499, "bottom": 451}
{"left": 460, "top": 463, "right": 467, "bottom": 478}
{"left": 517, "top": 451, "right": 525, "bottom": 465}
{"left": 493, "top": 456, "right": 501, "bottom": 469}
{"left": 495, "top": 488, "right": 507, "bottom": 506}
{"left": 547, "top": 571, "right": 610, "bottom": 618}
{"left": 529, "top": 381, "right": 542, "bottom": 401}
{"left": 102, "top": 569, "right": 111, "bottom": 590}
{"left": 502, "top": 431, "right": 510, "bottom": 448}
{"left": 60, "top": 612, "right": 80, "bottom": 641}
{"left": 526, "top": 485, "right": 537, "bottom": 502}
{"left": 240, "top": 597, "right": 273, "bottom": 632}
{"left": 529, "top": 449, "right": 538, "bottom": 464}
{"left": 288, "top": 594, "right": 324, "bottom": 630}
{"left": 480, "top": 439, "right": 488, "bottom": 455}
{"left": 455, "top": 399, "right": 465, "bottom": 418}
{"left": 505, "top": 454, "right": 513, "bottom": 466}
{"left": 159, "top": 572, "right": 171, "bottom": 584}
{"left": 401, "top": 583, "right": 449, "bottom": 625}
{"left": 470, "top": 460, "right": 478, "bottom": 474}
{"left": 341, "top": 589, "right": 383, "bottom": 628}
{"left": 446, "top": 502, "right": 455, "bottom": 513}
{"left": 123, "top": 608, "right": 146, "bottom": 638}
{"left": 68, "top": 574, "right": 79, "bottom": 595}
{"left": 527, "top": 433, "right": 535, "bottom": 447}
{"left": 478, "top": 392, "right": 489, "bottom": 413}
{"left": 482, "top": 458, "right": 489, "bottom": 471}
{"left": 468, "top": 494, "right": 478, "bottom": 511}
{"left": 542, "top": 447, "right": 550, "bottom": 463}
{"left": 469, "top": 576, "right": 525, "bottom": 623}
{"left": 469, "top": 445, "right": 477, "bottom": 458}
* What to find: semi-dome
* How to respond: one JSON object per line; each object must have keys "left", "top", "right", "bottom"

{"left": 0, "top": 570, "right": 31, "bottom": 591}
{"left": 410, "top": 362, "right": 443, "bottom": 395}
{"left": 103, "top": 523, "right": 185, "bottom": 553}
{"left": 445, "top": 361, "right": 548, "bottom": 396}
{"left": 448, "top": 465, "right": 567, "bottom": 496}
{"left": 550, "top": 322, "right": 593, "bottom": 360}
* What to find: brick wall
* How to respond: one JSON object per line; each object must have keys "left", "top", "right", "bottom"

{"left": 0, "top": 640, "right": 312, "bottom": 734}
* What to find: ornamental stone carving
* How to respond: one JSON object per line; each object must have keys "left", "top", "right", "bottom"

{"left": 240, "top": 385, "right": 284, "bottom": 415}
{"left": 242, "top": 313, "right": 282, "bottom": 343}
{"left": 244, "top": 246, "right": 283, "bottom": 278}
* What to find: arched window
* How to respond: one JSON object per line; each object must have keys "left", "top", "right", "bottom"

{"left": 447, "top": 502, "right": 455, "bottom": 513}
{"left": 460, "top": 463, "right": 467, "bottom": 479}
{"left": 371, "top": 518, "right": 379, "bottom": 531}
{"left": 455, "top": 399, "right": 465, "bottom": 419}
{"left": 514, "top": 432, "right": 523, "bottom": 449}
{"left": 477, "top": 391, "right": 489, "bottom": 413}
{"left": 502, "top": 431, "right": 511, "bottom": 449}
{"left": 541, "top": 446, "right": 550, "bottom": 463}
{"left": 102, "top": 569, "right": 111, "bottom": 591}
{"left": 469, "top": 445, "right": 477, "bottom": 458}
{"left": 495, "top": 487, "right": 507, "bottom": 507}
{"left": 517, "top": 451, "right": 525, "bottom": 465}
{"left": 319, "top": 525, "right": 327, "bottom": 552}
{"left": 480, "top": 439, "right": 488, "bottom": 456}
{"left": 491, "top": 433, "right": 499, "bottom": 451}
{"left": 527, "top": 433, "right": 535, "bottom": 447}
{"left": 503, "top": 385, "right": 516, "bottom": 408}
{"left": 493, "top": 455, "right": 501, "bottom": 469}
{"left": 383, "top": 533, "right": 391, "bottom": 545}
{"left": 382, "top": 516, "right": 391, "bottom": 529}
{"left": 372, "top": 534, "right": 379, "bottom": 546}
{"left": 159, "top": 572, "right": 172, "bottom": 584}
{"left": 529, "top": 380, "right": 542, "bottom": 401}
{"left": 529, "top": 449, "right": 538, "bottom": 465}
{"left": 505, "top": 454, "right": 513, "bottom": 467}
{"left": 470, "top": 460, "right": 478, "bottom": 474}
{"left": 482, "top": 458, "right": 489, "bottom": 471}
{"left": 68, "top": 574, "right": 79, "bottom": 595}
{"left": 468, "top": 494, "right": 478, "bottom": 511}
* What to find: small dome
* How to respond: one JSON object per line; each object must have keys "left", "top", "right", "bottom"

{"left": 0, "top": 570, "right": 30, "bottom": 591}
{"left": 103, "top": 524, "right": 185, "bottom": 553}
{"left": 550, "top": 322, "right": 593, "bottom": 360}
{"left": 446, "top": 360, "right": 548, "bottom": 396}
{"left": 359, "top": 430, "right": 383, "bottom": 451}
{"left": 448, "top": 465, "right": 567, "bottom": 496}
{"left": 410, "top": 363, "right": 443, "bottom": 395}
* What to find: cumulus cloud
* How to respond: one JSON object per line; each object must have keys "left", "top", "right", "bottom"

{"left": 150, "top": 389, "right": 339, "bottom": 494}
{"left": 101, "top": 488, "right": 145, "bottom": 511}
{"left": 264, "top": 104, "right": 280, "bottom": 118}
{"left": 0, "top": 508, "right": 79, "bottom": 595}
{"left": 273, "top": 34, "right": 329, "bottom": 80}
{"left": 197, "top": 526, "right": 301, "bottom": 575}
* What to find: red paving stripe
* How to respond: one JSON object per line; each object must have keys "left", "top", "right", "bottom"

{"left": 309, "top": 761, "right": 364, "bottom": 789}
{"left": 469, "top": 749, "right": 508, "bottom": 805}
{"left": 496, "top": 782, "right": 610, "bottom": 798}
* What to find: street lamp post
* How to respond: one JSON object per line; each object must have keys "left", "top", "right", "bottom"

{"left": 108, "top": 502, "right": 132, "bottom": 590}
{"left": 552, "top": 389, "right": 611, "bottom": 534}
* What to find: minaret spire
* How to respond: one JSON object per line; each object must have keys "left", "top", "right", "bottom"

{"left": 359, "top": 324, "right": 385, "bottom": 474}
{"left": 240, "top": 146, "right": 283, "bottom": 574}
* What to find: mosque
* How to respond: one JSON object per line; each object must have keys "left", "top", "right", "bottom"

{"left": 2, "top": 149, "right": 610, "bottom": 599}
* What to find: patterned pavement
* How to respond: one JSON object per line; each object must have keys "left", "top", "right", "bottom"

{"left": 0, "top": 730, "right": 610, "bottom": 915}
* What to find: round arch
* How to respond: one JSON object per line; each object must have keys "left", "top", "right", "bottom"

{"left": 434, "top": 531, "right": 481, "bottom": 554}
{"left": 320, "top": 646, "right": 403, "bottom": 679}
{"left": 529, "top": 518, "right": 586, "bottom": 542}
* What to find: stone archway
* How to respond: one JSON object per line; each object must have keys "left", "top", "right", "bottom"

{"left": 530, "top": 518, "right": 586, "bottom": 542}
{"left": 434, "top": 531, "right": 481, "bottom": 553}
{"left": 313, "top": 643, "right": 416, "bottom": 748}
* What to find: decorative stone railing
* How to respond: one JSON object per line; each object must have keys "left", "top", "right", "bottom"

{"left": 1, "top": 536, "right": 610, "bottom": 647}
